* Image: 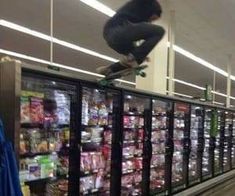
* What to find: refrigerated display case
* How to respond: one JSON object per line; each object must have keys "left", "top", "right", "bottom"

{"left": 214, "top": 110, "right": 223, "bottom": 176}
{"left": 121, "top": 94, "right": 150, "bottom": 196}
{"left": 188, "top": 106, "right": 204, "bottom": 185}
{"left": 202, "top": 109, "right": 213, "bottom": 180}
{"left": 232, "top": 114, "right": 235, "bottom": 168}
{"left": 79, "top": 87, "right": 119, "bottom": 195}
{"left": 171, "top": 103, "right": 190, "bottom": 192}
{"left": 150, "top": 99, "right": 172, "bottom": 195}
{"left": 2, "top": 61, "right": 235, "bottom": 196}
{"left": 223, "top": 112, "right": 233, "bottom": 172}
{"left": 19, "top": 75, "right": 77, "bottom": 195}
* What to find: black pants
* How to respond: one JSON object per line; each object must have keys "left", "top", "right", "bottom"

{"left": 104, "top": 22, "right": 165, "bottom": 65}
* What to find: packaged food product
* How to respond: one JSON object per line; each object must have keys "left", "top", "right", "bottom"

{"left": 123, "top": 146, "right": 135, "bottom": 157}
{"left": 38, "top": 156, "right": 55, "bottom": 178}
{"left": 54, "top": 91, "right": 71, "bottom": 125}
{"left": 98, "top": 103, "right": 108, "bottom": 125}
{"left": 80, "top": 176, "right": 95, "bottom": 193}
{"left": 134, "top": 143, "right": 143, "bottom": 156}
{"left": 19, "top": 132, "right": 29, "bottom": 154}
{"left": 104, "top": 130, "right": 112, "bottom": 144}
{"left": 28, "top": 161, "right": 41, "bottom": 180}
{"left": 21, "top": 96, "right": 31, "bottom": 123}
{"left": 30, "top": 97, "right": 44, "bottom": 123}
{"left": 27, "top": 129, "right": 47, "bottom": 153}
{"left": 121, "top": 174, "right": 134, "bottom": 186}
{"left": 95, "top": 170, "right": 104, "bottom": 189}
{"left": 134, "top": 158, "right": 143, "bottom": 170}
{"left": 82, "top": 97, "right": 89, "bottom": 125}
{"left": 81, "top": 153, "right": 91, "bottom": 172}
{"left": 138, "top": 129, "right": 144, "bottom": 141}
{"left": 91, "top": 152, "right": 105, "bottom": 171}
{"left": 134, "top": 172, "right": 142, "bottom": 184}
{"left": 88, "top": 102, "right": 99, "bottom": 125}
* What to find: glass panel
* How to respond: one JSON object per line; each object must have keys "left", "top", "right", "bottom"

{"left": 223, "top": 112, "right": 232, "bottom": 172}
{"left": 79, "top": 87, "right": 115, "bottom": 195}
{"left": 20, "top": 76, "right": 76, "bottom": 195}
{"left": 150, "top": 100, "right": 171, "bottom": 194}
{"left": 202, "top": 109, "right": 212, "bottom": 179}
{"left": 121, "top": 94, "right": 150, "bottom": 196}
{"left": 189, "top": 106, "right": 203, "bottom": 184}
{"left": 172, "top": 103, "right": 189, "bottom": 189}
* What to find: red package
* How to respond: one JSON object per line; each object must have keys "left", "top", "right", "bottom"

{"left": 134, "top": 143, "right": 143, "bottom": 156}
{"left": 134, "top": 172, "right": 142, "bottom": 184}
{"left": 122, "top": 175, "right": 134, "bottom": 186}
{"left": 91, "top": 153, "right": 105, "bottom": 171}
{"left": 102, "top": 145, "right": 111, "bottom": 160}
{"left": 138, "top": 129, "right": 144, "bottom": 141}
{"left": 104, "top": 130, "right": 112, "bottom": 144}
{"left": 135, "top": 158, "right": 143, "bottom": 170}
{"left": 81, "top": 153, "right": 91, "bottom": 172}
{"left": 30, "top": 97, "right": 44, "bottom": 123}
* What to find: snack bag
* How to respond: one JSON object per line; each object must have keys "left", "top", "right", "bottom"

{"left": 98, "top": 103, "right": 108, "bottom": 125}
{"left": 81, "top": 153, "right": 91, "bottom": 172}
{"left": 30, "top": 97, "right": 44, "bottom": 123}
{"left": 88, "top": 102, "right": 99, "bottom": 125}
{"left": 21, "top": 96, "right": 31, "bottom": 123}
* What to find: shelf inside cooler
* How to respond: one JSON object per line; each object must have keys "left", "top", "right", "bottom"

{"left": 24, "top": 174, "right": 68, "bottom": 184}
{"left": 122, "top": 168, "right": 142, "bottom": 175}
{"left": 152, "top": 113, "right": 167, "bottom": 117}
{"left": 20, "top": 151, "right": 54, "bottom": 158}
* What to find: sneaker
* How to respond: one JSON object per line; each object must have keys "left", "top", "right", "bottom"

{"left": 96, "top": 65, "right": 112, "bottom": 75}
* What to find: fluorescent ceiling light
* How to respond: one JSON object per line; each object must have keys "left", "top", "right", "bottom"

{"left": 0, "top": 19, "right": 118, "bottom": 63}
{"left": 80, "top": 0, "right": 116, "bottom": 17}
{"left": 172, "top": 45, "right": 228, "bottom": 77}
{"left": 0, "top": 48, "right": 134, "bottom": 85}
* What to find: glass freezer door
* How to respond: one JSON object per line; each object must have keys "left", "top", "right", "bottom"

{"left": 223, "top": 112, "right": 232, "bottom": 172}
{"left": 79, "top": 87, "right": 117, "bottom": 195}
{"left": 232, "top": 114, "right": 235, "bottom": 168}
{"left": 121, "top": 94, "right": 150, "bottom": 196}
{"left": 150, "top": 100, "right": 172, "bottom": 195}
{"left": 214, "top": 110, "right": 223, "bottom": 176}
{"left": 188, "top": 106, "right": 203, "bottom": 185}
{"left": 172, "top": 103, "right": 189, "bottom": 192}
{"left": 202, "top": 109, "right": 213, "bottom": 180}
{"left": 20, "top": 76, "right": 76, "bottom": 195}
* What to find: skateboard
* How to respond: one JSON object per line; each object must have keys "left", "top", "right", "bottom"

{"left": 98, "top": 63, "right": 148, "bottom": 86}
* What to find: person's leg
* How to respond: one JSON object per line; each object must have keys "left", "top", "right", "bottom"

{"left": 119, "top": 23, "right": 165, "bottom": 64}
{"left": 98, "top": 23, "right": 165, "bottom": 75}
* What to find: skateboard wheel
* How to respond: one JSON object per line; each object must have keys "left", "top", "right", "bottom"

{"left": 140, "top": 72, "right": 146, "bottom": 77}
{"left": 99, "top": 80, "right": 108, "bottom": 86}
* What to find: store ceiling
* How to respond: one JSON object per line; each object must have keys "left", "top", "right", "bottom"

{"left": 0, "top": 0, "right": 235, "bottom": 105}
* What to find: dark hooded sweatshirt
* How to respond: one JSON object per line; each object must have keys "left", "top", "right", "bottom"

{"left": 104, "top": 0, "right": 162, "bottom": 33}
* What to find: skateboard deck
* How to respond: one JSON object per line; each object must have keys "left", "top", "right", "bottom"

{"left": 98, "top": 63, "right": 148, "bottom": 86}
